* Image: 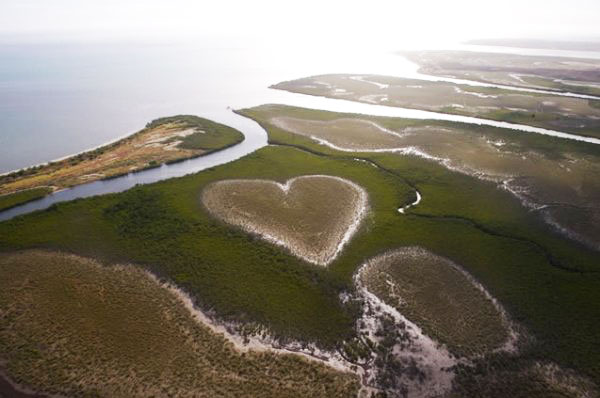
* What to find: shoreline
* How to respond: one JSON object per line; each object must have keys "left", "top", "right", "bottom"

{"left": 0, "top": 116, "right": 245, "bottom": 213}
{"left": 0, "top": 126, "right": 143, "bottom": 177}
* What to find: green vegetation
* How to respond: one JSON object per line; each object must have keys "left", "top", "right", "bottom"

{"left": 0, "top": 106, "right": 599, "bottom": 392}
{"left": 521, "top": 75, "right": 600, "bottom": 97}
{"left": 360, "top": 247, "right": 508, "bottom": 357}
{"left": 0, "top": 251, "right": 359, "bottom": 397}
{"left": 0, "top": 146, "right": 387, "bottom": 348}
{"left": 243, "top": 104, "right": 600, "bottom": 248}
{"left": 0, "top": 187, "right": 53, "bottom": 212}
{"left": 238, "top": 105, "right": 600, "bottom": 384}
{"left": 452, "top": 354, "right": 599, "bottom": 398}
{"left": 202, "top": 176, "right": 365, "bottom": 265}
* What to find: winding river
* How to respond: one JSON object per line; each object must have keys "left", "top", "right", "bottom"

{"left": 1, "top": 44, "right": 599, "bottom": 222}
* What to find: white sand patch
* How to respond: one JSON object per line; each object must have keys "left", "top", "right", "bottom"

{"left": 164, "top": 141, "right": 182, "bottom": 151}
{"left": 355, "top": 256, "right": 456, "bottom": 397}
{"left": 359, "top": 94, "right": 388, "bottom": 104}
{"left": 143, "top": 128, "right": 199, "bottom": 146}
{"left": 509, "top": 73, "right": 526, "bottom": 83}
{"left": 314, "top": 80, "right": 333, "bottom": 89}
{"left": 453, "top": 86, "right": 499, "bottom": 99}
{"left": 78, "top": 173, "right": 105, "bottom": 180}
{"left": 500, "top": 178, "right": 546, "bottom": 210}
{"left": 143, "top": 142, "right": 163, "bottom": 148}
{"left": 398, "top": 190, "right": 421, "bottom": 214}
{"left": 479, "top": 105, "right": 502, "bottom": 110}
{"left": 140, "top": 269, "right": 358, "bottom": 375}
{"left": 174, "top": 128, "right": 202, "bottom": 137}
{"left": 353, "top": 158, "right": 379, "bottom": 168}
{"left": 349, "top": 75, "right": 390, "bottom": 89}
{"left": 486, "top": 139, "right": 506, "bottom": 147}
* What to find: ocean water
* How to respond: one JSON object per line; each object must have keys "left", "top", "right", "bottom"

{"left": 0, "top": 41, "right": 412, "bottom": 173}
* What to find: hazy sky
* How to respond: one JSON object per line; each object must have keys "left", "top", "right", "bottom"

{"left": 1, "top": 0, "right": 599, "bottom": 48}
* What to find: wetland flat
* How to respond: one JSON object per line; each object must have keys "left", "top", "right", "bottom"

{"left": 404, "top": 50, "right": 600, "bottom": 97}
{"left": 244, "top": 104, "right": 600, "bottom": 250}
{"left": 2, "top": 122, "right": 599, "bottom": 397}
{"left": 359, "top": 247, "right": 510, "bottom": 358}
{"left": 273, "top": 74, "right": 600, "bottom": 138}
{"left": 2, "top": 37, "right": 600, "bottom": 398}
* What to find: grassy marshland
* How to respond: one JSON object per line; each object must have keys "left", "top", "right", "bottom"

{"left": 0, "top": 106, "right": 599, "bottom": 394}
{"left": 0, "top": 250, "right": 359, "bottom": 397}
{"left": 273, "top": 74, "right": 600, "bottom": 138}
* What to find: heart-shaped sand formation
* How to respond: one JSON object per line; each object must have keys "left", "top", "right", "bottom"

{"left": 202, "top": 175, "right": 368, "bottom": 265}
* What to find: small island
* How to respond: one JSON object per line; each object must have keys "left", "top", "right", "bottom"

{"left": 0, "top": 115, "right": 244, "bottom": 211}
